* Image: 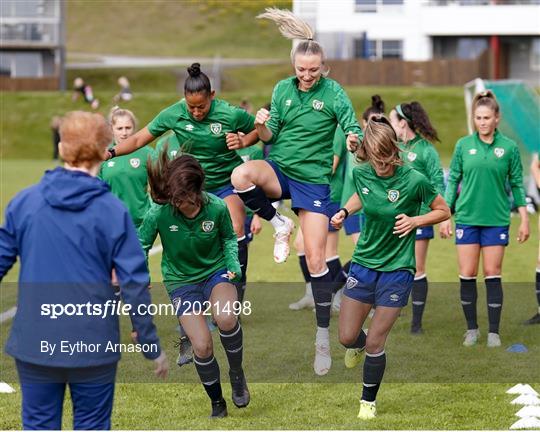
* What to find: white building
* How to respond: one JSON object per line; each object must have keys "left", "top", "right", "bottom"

{"left": 293, "top": 0, "right": 540, "bottom": 84}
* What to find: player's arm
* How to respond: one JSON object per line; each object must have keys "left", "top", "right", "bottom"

{"left": 112, "top": 127, "right": 155, "bottom": 158}
{"left": 330, "top": 192, "right": 362, "bottom": 229}
{"left": 531, "top": 153, "right": 540, "bottom": 188}
{"left": 0, "top": 202, "right": 19, "bottom": 281}
{"left": 226, "top": 108, "right": 260, "bottom": 150}
{"left": 219, "top": 205, "right": 241, "bottom": 282}
{"left": 137, "top": 203, "right": 160, "bottom": 258}
{"left": 334, "top": 87, "right": 363, "bottom": 151}
{"left": 509, "top": 146, "right": 529, "bottom": 243}
{"left": 440, "top": 141, "right": 463, "bottom": 238}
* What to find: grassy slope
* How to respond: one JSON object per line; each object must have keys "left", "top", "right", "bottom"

{"left": 1, "top": 86, "right": 467, "bottom": 164}
{"left": 0, "top": 160, "right": 539, "bottom": 429}
{"left": 66, "top": 0, "right": 291, "bottom": 59}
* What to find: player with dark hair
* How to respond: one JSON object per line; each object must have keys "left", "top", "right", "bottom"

{"left": 139, "top": 151, "right": 249, "bottom": 418}
{"left": 389, "top": 101, "right": 444, "bottom": 334}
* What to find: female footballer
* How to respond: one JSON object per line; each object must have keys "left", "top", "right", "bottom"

{"left": 389, "top": 101, "right": 445, "bottom": 334}
{"left": 231, "top": 8, "right": 362, "bottom": 375}
{"left": 331, "top": 115, "right": 450, "bottom": 419}
{"left": 139, "top": 152, "right": 249, "bottom": 418}
{"left": 440, "top": 90, "right": 529, "bottom": 347}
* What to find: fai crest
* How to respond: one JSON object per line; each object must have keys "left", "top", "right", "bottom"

{"left": 202, "top": 220, "right": 215, "bottom": 232}
{"left": 456, "top": 229, "right": 464, "bottom": 240}
{"left": 407, "top": 152, "right": 417, "bottom": 162}
{"left": 346, "top": 277, "right": 358, "bottom": 290}
{"left": 387, "top": 190, "right": 400, "bottom": 203}
{"left": 129, "top": 158, "right": 140, "bottom": 168}
{"left": 312, "top": 100, "right": 324, "bottom": 111}
{"left": 170, "top": 150, "right": 178, "bottom": 157}
{"left": 494, "top": 147, "right": 505, "bottom": 158}
{"left": 210, "top": 123, "right": 222, "bottom": 135}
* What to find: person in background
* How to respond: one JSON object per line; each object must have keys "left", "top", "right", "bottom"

{"left": 525, "top": 152, "right": 540, "bottom": 324}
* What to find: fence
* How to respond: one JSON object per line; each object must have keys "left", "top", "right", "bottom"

{"left": 0, "top": 76, "right": 59, "bottom": 91}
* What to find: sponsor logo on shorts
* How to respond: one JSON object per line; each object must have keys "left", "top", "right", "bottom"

{"left": 361, "top": 187, "right": 370, "bottom": 195}
{"left": 107, "top": 161, "right": 115, "bottom": 168}
{"left": 469, "top": 149, "right": 477, "bottom": 155}
{"left": 172, "top": 296, "right": 181, "bottom": 310}
{"left": 210, "top": 123, "right": 222, "bottom": 135}
{"left": 129, "top": 158, "right": 140, "bottom": 168}
{"left": 202, "top": 220, "right": 215, "bottom": 232}
{"left": 169, "top": 225, "right": 179, "bottom": 232}
{"left": 500, "top": 233, "right": 507, "bottom": 240}
{"left": 494, "top": 147, "right": 505, "bottom": 158}
{"left": 170, "top": 150, "right": 178, "bottom": 157}
{"left": 185, "top": 124, "right": 194, "bottom": 132}
{"left": 312, "top": 100, "right": 324, "bottom": 111}
{"left": 346, "top": 277, "right": 358, "bottom": 289}
{"left": 390, "top": 294, "right": 400, "bottom": 302}
{"left": 456, "top": 229, "right": 464, "bottom": 239}
{"left": 416, "top": 228, "right": 422, "bottom": 235}
{"left": 313, "top": 200, "right": 322, "bottom": 208}
{"left": 407, "top": 152, "right": 417, "bottom": 162}
{"left": 387, "top": 189, "right": 400, "bottom": 203}
{"left": 285, "top": 99, "right": 292, "bottom": 107}
{"left": 240, "top": 155, "right": 249, "bottom": 162}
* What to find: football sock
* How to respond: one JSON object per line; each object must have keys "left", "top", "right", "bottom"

{"left": 486, "top": 276, "right": 503, "bottom": 334}
{"left": 460, "top": 277, "right": 478, "bottom": 330}
{"left": 362, "top": 350, "right": 386, "bottom": 402}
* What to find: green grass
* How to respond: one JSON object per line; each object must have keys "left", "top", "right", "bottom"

{"left": 0, "top": 159, "right": 539, "bottom": 429}
{"left": 1, "top": 86, "right": 468, "bottom": 164}
{"left": 66, "top": 0, "right": 292, "bottom": 59}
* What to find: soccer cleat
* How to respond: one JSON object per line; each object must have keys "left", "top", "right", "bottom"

{"left": 229, "top": 369, "right": 250, "bottom": 408}
{"left": 344, "top": 347, "right": 365, "bottom": 369}
{"left": 289, "top": 294, "right": 315, "bottom": 310}
{"left": 273, "top": 216, "right": 295, "bottom": 263}
{"left": 210, "top": 398, "right": 228, "bottom": 418}
{"left": 314, "top": 340, "right": 332, "bottom": 376}
{"left": 463, "top": 329, "right": 480, "bottom": 347}
{"left": 524, "top": 313, "right": 540, "bottom": 325}
{"left": 410, "top": 323, "right": 424, "bottom": 335}
{"left": 357, "top": 400, "right": 377, "bottom": 420}
{"left": 487, "top": 332, "right": 501, "bottom": 348}
{"left": 175, "top": 336, "right": 194, "bottom": 367}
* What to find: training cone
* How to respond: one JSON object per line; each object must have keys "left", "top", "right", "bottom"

{"left": 511, "top": 394, "right": 540, "bottom": 406}
{"left": 516, "top": 406, "right": 540, "bottom": 419}
{"left": 0, "top": 382, "right": 15, "bottom": 393}
{"left": 507, "top": 344, "right": 528, "bottom": 353}
{"left": 508, "top": 384, "right": 526, "bottom": 394}
{"left": 510, "top": 417, "right": 540, "bottom": 429}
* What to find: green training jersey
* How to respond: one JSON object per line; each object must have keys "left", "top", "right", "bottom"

{"left": 154, "top": 131, "right": 181, "bottom": 159}
{"left": 98, "top": 146, "right": 154, "bottom": 227}
{"left": 138, "top": 193, "right": 240, "bottom": 291}
{"left": 330, "top": 126, "right": 347, "bottom": 203}
{"left": 266, "top": 76, "right": 362, "bottom": 185}
{"left": 399, "top": 134, "right": 444, "bottom": 215}
{"left": 147, "top": 98, "right": 255, "bottom": 191}
{"left": 236, "top": 143, "right": 264, "bottom": 163}
{"left": 351, "top": 164, "right": 438, "bottom": 274}
{"left": 341, "top": 151, "right": 360, "bottom": 206}
{"left": 445, "top": 130, "right": 526, "bottom": 226}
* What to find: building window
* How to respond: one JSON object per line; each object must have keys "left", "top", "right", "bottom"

{"left": 531, "top": 38, "right": 540, "bottom": 71}
{"left": 355, "top": 0, "right": 403, "bottom": 13}
{"left": 359, "top": 40, "right": 403, "bottom": 60}
{"left": 13, "top": 52, "right": 42, "bottom": 78}
{"left": 382, "top": 40, "right": 403, "bottom": 58}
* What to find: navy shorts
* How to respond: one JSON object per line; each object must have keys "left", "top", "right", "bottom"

{"left": 327, "top": 201, "right": 341, "bottom": 232}
{"left": 416, "top": 225, "right": 434, "bottom": 240}
{"left": 208, "top": 183, "right": 235, "bottom": 200}
{"left": 344, "top": 213, "right": 364, "bottom": 236}
{"left": 343, "top": 262, "right": 414, "bottom": 307}
{"left": 169, "top": 268, "right": 232, "bottom": 316}
{"left": 455, "top": 224, "right": 509, "bottom": 247}
{"left": 267, "top": 160, "right": 331, "bottom": 216}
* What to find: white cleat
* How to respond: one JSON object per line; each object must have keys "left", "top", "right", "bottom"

{"left": 289, "top": 295, "right": 315, "bottom": 310}
{"left": 487, "top": 332, "right": 501, "bottom": 348}
{"left": 314, "top": 341, "right": 332, "bottom": 376}
{"left": 273, "top": 216, "right": 295, "bottom": 263}
{"left": 463, "top": 329, "right": 480, "bottom": 347}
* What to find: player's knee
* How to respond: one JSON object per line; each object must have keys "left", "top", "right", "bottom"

{"left": 365, "top": 334, "right": 384, "bottom": 354}
{"left": 338, "top": 329, "right": 357, "bottom": 347}
{"left": 305, "top": 251, "right": 326, "bottom": 275}
{"left": 293, "top": 235, "right": 304, "bottom": 253}
{"left": 191, "top": 338, "right": 213, "bottom": 358}
{"left": 231, "top": 164, "right": 253, "bottom": 189}
{"left": 215, "top": 314, "right": 237, "bottom": 332}
{"left": 232, "top": 220, "right": 244, "bottom": 238}
{"left": 484, "top": 267, "right": 501, "bottom": 277}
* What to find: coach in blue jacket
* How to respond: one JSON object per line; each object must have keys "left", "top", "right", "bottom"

{"left": 0, "top": 111, "right": 168, "bottom": 430}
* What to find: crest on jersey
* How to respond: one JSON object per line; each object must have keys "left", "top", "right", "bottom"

{"left": 469, "top": 149, "right": 477, "bottom": 155}
{"left": 346, "top": 276, "right": 358, "bottom": 290}
{"left": 407, "top": 152, "right": 417, "bottom": 162}
{"left": 210, "top": 123, "right": 222, "bottom": 135}
{"left": 387, "top": 190, "right": 400, "bottom": 203}
{"left": 202, "top": 220, "right": 214, "bottom": 232}
{"left": 129, "top": 158, "right": 140, "bottom": 168}
{"left": 107, "top": 161, "right": 115, "bottom": 168}
{"left": 494, "top": 147, "right": 505, "bottom": 158}
{"left": 170, "top": 150, "right": 178, "bottom": 157}
{"left": 456, "top": 229, "right": 464, "bottom": 240}
{"left": 312, "top": 100, "right": 324, "bottom": 111}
